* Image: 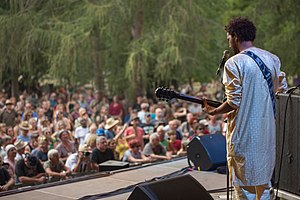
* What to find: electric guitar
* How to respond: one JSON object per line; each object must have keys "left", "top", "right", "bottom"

{"left": 155, "top": 87, "right": 222, "bottom": 108}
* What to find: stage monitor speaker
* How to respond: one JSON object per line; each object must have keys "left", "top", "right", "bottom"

{"left": 275, "top": 93, "right": 300, "bottom": 196}
{"left": 99, "top": 160, "right": 129, "bottom": 172}
{"left": 127, "top": 174, "right": 213, "bottom": 200}
{"left": 187, "top": 134, "right": 226, "bottom": 171}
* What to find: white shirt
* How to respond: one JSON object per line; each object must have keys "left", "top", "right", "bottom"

{"left": 74, "top": 126, "right": 89, "bottom": 145}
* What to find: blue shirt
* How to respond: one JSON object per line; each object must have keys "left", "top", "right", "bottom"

{"left": 17, "top": 134, "right": 30, "bottom": 143}
{"left": 104, "top": 130, "right": 115, "bottom": 140}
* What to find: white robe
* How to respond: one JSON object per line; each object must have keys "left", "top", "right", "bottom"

{"left": 223, "top": 47, "right": 287, "bottom": 186}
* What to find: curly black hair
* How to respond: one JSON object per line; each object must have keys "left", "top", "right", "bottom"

{"left": 225, "top": 17, "right": 256, "bottom": 42}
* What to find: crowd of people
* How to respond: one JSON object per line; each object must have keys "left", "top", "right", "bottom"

{"left": 0, "top": 81, "right": 225, "bottom": 192}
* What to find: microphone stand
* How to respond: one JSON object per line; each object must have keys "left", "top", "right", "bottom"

{"left": 216, "top": 50, "right": 231, "bottom": 200}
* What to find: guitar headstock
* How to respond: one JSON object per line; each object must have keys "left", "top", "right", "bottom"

{"left": 155, "top": 87, "right": 178, "bottom": 101}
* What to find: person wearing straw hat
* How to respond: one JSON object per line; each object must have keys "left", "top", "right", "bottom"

{"left": 16, "top": 121, "right": 32, "bottom": 143}
{"left": 74, "top": 108, "right": 92, "bottom": 129}
{"left": 103, "top": 118, "right": 119, "bottom": 140}
{"left": 0, "top": 99, "right": 18, "bottom": 127}
{"left": 14, "top": 139, "right": 28, "bottom": 161}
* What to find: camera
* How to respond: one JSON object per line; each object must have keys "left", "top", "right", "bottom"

{"left": 84, "top": 152, "right": 90, "bottom": 157}
{"left": 25, "top": 153, "right": 38, "bottom": 166}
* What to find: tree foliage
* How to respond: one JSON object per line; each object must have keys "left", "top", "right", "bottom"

{"left": 0, "top": 0, "right": 298, "bottom": 98}
{"left": 225, "top": 0, "right": 300, "bottom": 75}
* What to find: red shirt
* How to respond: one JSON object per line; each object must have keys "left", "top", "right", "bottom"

{"left": 124, "top": 126, "right": 144, "bottom": 147}
{"left": 171, "top": 140, "right": 181, "bottom": 151}
{"left": 109, "top": 103, "right": 123, "bottom": 116}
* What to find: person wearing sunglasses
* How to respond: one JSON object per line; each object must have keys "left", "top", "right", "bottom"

{"left": 122, "top": 140, "right": 151, "bottom": 164}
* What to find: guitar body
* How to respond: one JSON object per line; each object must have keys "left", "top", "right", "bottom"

{"left": 155, "top": 87, "right": 222, "bottom": 108}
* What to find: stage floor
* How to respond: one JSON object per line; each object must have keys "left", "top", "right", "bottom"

{"left": 0, "top": 158, "right": 228, "bottom": 200}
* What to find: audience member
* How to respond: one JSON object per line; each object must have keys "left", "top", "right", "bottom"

{"left": 207, "top": 115, "right": 222, "bottom": 134}
{"left": 0, "top": 100, "right": 18, "bottom": 127}
{"left": 16, "top": 121, "right": 32, "bottom": 143}
{"left": 171, "top": 102, "right": 187, "bottom": 122}
{"left": 167, "top": 130, "right": 181, "bottom": 155}
{"left": 54, "top": 110, "right": 71, "bottom": 131}
{"left": 151, "top": 108, "right": 167, "bottom": 128}
{"left": 115, "top": 125, "right": 129, "bottom": 161}
{"left": 143, "top": 133, "right": 171, "bottom": 161}
{"left": 132, "top": 95, "right": 143, "bottom": 112}
{"left": 56, "top": 130, "right": 76, "bottom": 163}
{"left": 74, "top": 108, "right": 92, "bottom": 129}
{"left": 178, "top": 113, "right": 195, "bottom": 139}
{"left": 122, "top": 140, "right": 151, "bottom": 164}
{"left": 156, "top": 125, "right": 168, "bottom": 149}
{"left": 28, "top": 131, "right": 39, "bottom": 151}
{"left": 140, "top": 113, "right": 155, "bottom": 144}
{"left": 84, "top": 123, "right": 97, "bottom": 143}
{"left": 32, "top": 135, "right": 49, "bottom": 164}
{"left": 66, "top": 144, "right": 98, "bottom": 173}
{"left": 1, "top": 135, "right": 12, "bottom": 149}
{"left": 14, "top": 140, "right": 28, "bottom": 161}
{"left": 4, "top": 144, "right": 17, "bottom": 177}
{"left": 15, "top": 153, "right": 46, "bottom": 184}
{"left": 103, "top": 118, "right": 119, "bottom": 140}
{"left": 199, "top": 119, "right": 210, "bottom": 134}
{"left": 85, "top": 134, "right": 97, "bottom": 150}
{"left": 91, "top": 136, "right": 115, "bottom": 165}
{"left": 0, "top": 123, "right": 6, "bottom": 138}
{"left": 41, "top": 100, "right": 53, "bottom": 122}
{"left": 176, "top": 138, "right": 188, "bottom": 156}
{"left": 168, "top": 119, "right": 182, "bottom": 140}
{"left": 78, "top": 93, "right": 88, "bottom": 110}
{"left": 124, "top": 116, "right": 144, "bottom": 147}
{"left": 6, "top": 127, "right": 15, "bottom": 143}
{"left": 0, "top": 155, "right": 14, "bottom": 192}
{"left": 107, "top": 139, "right": 119, "bottom": 161}
{"left": 44, "top": 149, "right": 71, "bottom": 181}
{"left": 137, "top": 103, "right": 149, "bottom": 123}
{"left": 187, "top": 102, "right": 202, "bottom": 118}
{"left": 108, "top": 95, "right": 124, "bottom": 119}
{"left": 89, "top": 90, "right": 104, "bottom": 113}
{"left": 74, "top": 118, "right": 89, "bottom": 145}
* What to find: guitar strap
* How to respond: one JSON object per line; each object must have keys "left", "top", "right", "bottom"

{"left": 241, "top": 51, "right": 276, "bottom": 119}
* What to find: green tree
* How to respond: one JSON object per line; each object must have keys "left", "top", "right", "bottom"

{"left": 125, "top": 0, "right": 228, "bottom": 99}
{"left": 3, "top": 0, "right": 298, "bottom": 100}
{"left": 225, "top": 0, "right": 300, "bottom": 77}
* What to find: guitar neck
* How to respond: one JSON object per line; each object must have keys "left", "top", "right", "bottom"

{"left": 176, "top": 93, "right": 222, "bottom": 108}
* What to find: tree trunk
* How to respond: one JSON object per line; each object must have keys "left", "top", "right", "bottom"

{"left": 11, "top": 65, "right": 19, "bottom": 98}
{"left": 131, "top": 11, "right": 144, "bottom": 97}
{"left": 91, "top": 25, "right": 104, "bottom": 93}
